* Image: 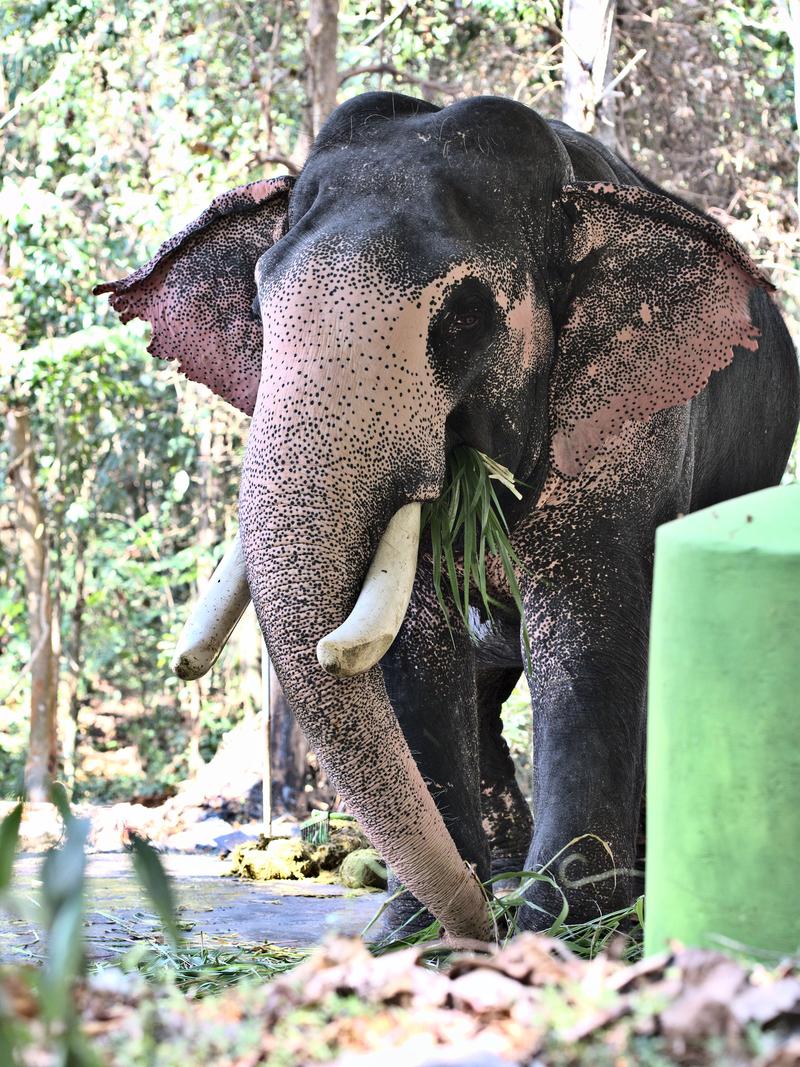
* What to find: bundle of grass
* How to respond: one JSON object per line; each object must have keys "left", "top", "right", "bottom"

{"left": 339, "top": 849, "right": 388, "bottom": 890}
{"left": 422, "top": 448, "right": 527, "bottom": 650}
{"left": 227, "top": 823, "right": 375, "bottom": 885}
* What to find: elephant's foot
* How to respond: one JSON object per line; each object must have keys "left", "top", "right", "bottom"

{"left": 370, "top": 870, "right": 498, "bottom": 946}
{"left": 488, "top": 853, "right": 529, "bottom": 894}
{"left": 513, "top": 835, "right": 642, "bottom": 933}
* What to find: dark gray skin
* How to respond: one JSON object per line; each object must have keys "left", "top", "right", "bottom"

{"left": 97, "top": 92, "right": 800, "bottom": 940}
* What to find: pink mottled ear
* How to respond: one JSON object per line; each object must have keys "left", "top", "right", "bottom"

{"left": 94, "top": 175, "right": 294, "bottom": 416}
{"left": 550, "top": 182, "right": 772, "bottom": 478}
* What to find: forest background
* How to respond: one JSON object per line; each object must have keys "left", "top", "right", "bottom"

{"left": 1, "top": 0, "right": 798, "bottom": 813}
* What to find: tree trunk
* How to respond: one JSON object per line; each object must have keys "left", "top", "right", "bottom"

{"left": 61, "top": 533, "right": 87, "bottom": 790}
{"left": 561, "top": 0, "right": 618, "bottom": 150}
{"left": 306, "top": 0, "right": 339, "bottom": 141}
{"left": 777, "top": 0, "right": 800, "bottom": 206}
{"left": 7, "top": 408, "right": 59, "bottom": 801}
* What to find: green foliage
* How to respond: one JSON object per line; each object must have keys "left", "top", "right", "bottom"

{"left": 0, "top": 799, "right": 183, "bottom": 1063}
{"left": 500, "top": 676, "right": 533, "bottom": 801}
{"left": 0, "top": 804, "right": 22, "bottom": 892}
{"left": 0, "top": 796, "right": 100, "bottom": 1065}
{"left": 121, "top": 942, "right": 304, "bottom": 997}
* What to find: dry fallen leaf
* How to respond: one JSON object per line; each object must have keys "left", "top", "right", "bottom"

{"left": 559, "top": 1000, "right": 630, "bottom": 1043}
{"left": 660, "top": 949, "right": 748, "bottom": 1044}
{"left": 449, "top": 968, "right": 536, "bottom": 1014}
{"left": 757, "top": 1035, "right": 800, "bottom": 1067}
{"left": 0, "top": 969, "right": 39, "bottom": 1020}
{"left": 731, "top": 977, "right": 800, "bottom": 1028}
{"left": 607, "top": 950, "right": 671, "bottom": 992}
{"left": 451, "top": 933, "right": 581, "bottom": 988}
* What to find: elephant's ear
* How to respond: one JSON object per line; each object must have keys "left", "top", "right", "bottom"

{"left": 94, "top": 175, "right": 294, "bottom": 416}
{"left": 550, "top": 182, "right": 772, "bottom": 478}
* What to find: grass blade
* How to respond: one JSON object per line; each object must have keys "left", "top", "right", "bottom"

{"left": 49, "top": 782, "right": 72, "bottom": 825}
{"left": 127, "top": 832, "right": 182, "bottom": 950}
{"left": 421, "top": 446, "right": 526, "bottom": 641}
{"left": 0, "top": 803, "right": 22, "bottom": 892}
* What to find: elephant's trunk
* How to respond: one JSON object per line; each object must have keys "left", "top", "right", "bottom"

{"left": 238, "top": 383, "right": 491, "bottom": 940}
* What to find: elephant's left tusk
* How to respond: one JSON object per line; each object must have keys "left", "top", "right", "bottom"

{"left": 171, "top": 533, "right": 251, "bottom": 680}
{"left": 316, "top": 502, "right": 421, "bottom": 678}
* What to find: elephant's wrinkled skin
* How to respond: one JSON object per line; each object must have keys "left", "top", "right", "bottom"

{"left": 97, "top": 93, "right": 799, "bottom": 940}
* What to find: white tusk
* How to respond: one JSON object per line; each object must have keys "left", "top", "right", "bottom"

{"left": 171, "top": 533, "right": 251, "bottom": 680}
{"left": 316, "top": 502, "right": 421, "bottom": 679}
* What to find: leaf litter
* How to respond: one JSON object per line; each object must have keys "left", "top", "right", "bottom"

{"left": 4, "top": 934, "right": 799, "bottom": 1065}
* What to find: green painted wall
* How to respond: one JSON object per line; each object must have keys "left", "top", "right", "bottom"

{"left": 646, "top": 485, "right": 800, "bottom": 957}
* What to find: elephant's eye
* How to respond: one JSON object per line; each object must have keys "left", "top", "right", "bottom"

{"left": 450, "top": 308, "right": 483, "bottom": 332}
{"left": 429, "top": 278, "right": 496, "bottom": 370}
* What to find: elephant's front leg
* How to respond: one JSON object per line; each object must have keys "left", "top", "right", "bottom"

{"left": 516, "top": 523, "right": 650, "bottom": 931}
{"left": 378, "top": 555, "right": 490, "bottom": 939}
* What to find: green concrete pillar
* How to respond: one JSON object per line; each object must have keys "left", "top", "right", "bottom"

{"left": 646, "top": 485, "right": 800, "bottom": 957}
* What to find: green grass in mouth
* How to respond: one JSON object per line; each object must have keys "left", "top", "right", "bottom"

{"left": 421, "top": 446, "right": 529, "bottom": 655}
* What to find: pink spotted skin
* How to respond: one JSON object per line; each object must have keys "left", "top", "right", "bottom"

{"left": 94, "top": 177, "right": 294, "bottom": 416}
{"left": 96, "top": 92, "right": 799, "bottom": 939}
{"left": 551, "top": 183, "right": 769, "bottom": 478}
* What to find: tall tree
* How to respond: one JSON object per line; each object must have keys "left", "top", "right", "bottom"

{"left": 7, "top": 407, "right": 58, "bottom": 800}
{"left": 777, "top": 0, "right": 800, "bottom": 205}
{"left": 561, "top": 0, "right": 618, "bottom": 149}
{"left": 307, "top": 0, "right": 340, "bottom": 139}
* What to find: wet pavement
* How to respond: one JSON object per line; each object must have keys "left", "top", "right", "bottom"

{"left": 1, "top": 852, "right": 387, "bottom": 963}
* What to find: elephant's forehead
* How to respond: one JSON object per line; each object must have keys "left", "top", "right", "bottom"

{"left": 251, "top": 249, "right": 454, "bottom": 495}
{"left": 300, "top": 95, "right": 555, "bottom": 200}
{"left": 258, "top": 228, "right": 523, "bottom": 305}
{"left": 259, "top": 252, "right": 478, "bottom": 353}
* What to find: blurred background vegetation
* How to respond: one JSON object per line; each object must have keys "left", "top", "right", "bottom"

{"left": 1, "top": 0, "right": 797, "bottom": 811}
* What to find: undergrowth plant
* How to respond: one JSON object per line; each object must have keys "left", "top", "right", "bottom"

{"left": 421, "top": 447, "right": 529, "bottom": 654}
{"left": 0, "top": 787, "right": 100, "bottom": 1067}
{"left": 0, "top": 789, "right": 185, "bottom": 1065}
{"left": 0, "top": 802, "right": 644, "bottom": 1052}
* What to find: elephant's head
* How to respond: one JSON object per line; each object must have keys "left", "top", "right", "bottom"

{"left": 97, "top": 92, "right": 768, "bottom": 939}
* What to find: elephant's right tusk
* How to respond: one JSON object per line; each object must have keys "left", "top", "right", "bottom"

{"left": 316, "top": 502, "right": 421, "bottom": 678}
{"left": 171, "top": 533, "right": 251, "bottom": 680}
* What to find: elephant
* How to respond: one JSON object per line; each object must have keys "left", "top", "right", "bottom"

{"left": 96, "top": 92, "right": 799, "bottom": 941}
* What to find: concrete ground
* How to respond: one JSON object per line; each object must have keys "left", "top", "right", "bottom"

{"left": 1, "top": 852, "right": 387, "bottom": 964}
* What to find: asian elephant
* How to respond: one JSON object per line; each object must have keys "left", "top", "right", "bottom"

{"left": 96, "top": 92, "right": 799, "bottom": 941}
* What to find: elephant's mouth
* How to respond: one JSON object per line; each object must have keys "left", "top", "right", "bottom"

{"left": 171, "top": 502, "right": 422, "bottom": 682}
